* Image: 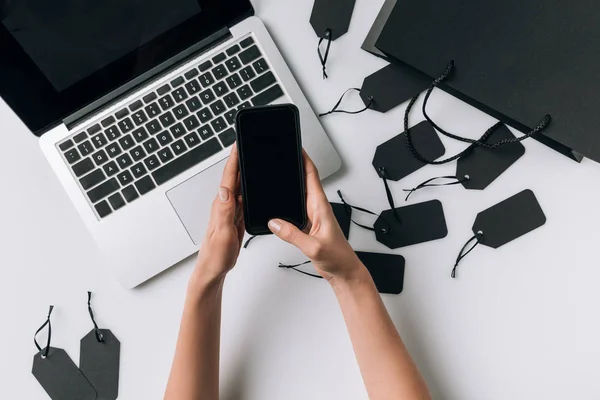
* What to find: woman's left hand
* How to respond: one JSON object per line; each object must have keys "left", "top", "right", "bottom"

{"left": 193, "top": 145, "right": 245, "bottom": 284}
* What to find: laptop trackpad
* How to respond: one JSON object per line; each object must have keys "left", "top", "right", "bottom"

{"left": 166, "top": 160, "right": 227, "bottom": 245}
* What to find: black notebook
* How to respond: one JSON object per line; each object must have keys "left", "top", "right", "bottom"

{"left": 367, "top": 0, "right": 599, "bottom": 162}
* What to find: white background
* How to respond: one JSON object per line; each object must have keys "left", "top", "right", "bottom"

{"left": 2, "top": 0, "right": 600, "bottom": 399}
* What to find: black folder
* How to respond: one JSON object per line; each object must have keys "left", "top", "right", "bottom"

{"left": 366, "top": 0, "right": 599, "bottom": 163}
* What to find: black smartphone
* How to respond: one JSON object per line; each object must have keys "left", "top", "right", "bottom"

{"left": 235, "top": 104, "right": 307, "bottom": 235}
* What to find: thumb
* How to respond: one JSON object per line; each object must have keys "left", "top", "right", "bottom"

{"left": 213, "top": 187, "right": 236, "bottom": 224}
{"left": 268, "top": 219, "right": 314, "bottom": 253}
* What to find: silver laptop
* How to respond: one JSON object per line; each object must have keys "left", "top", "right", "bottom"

{"left": 0, "top": 1, "right": 341, "bottom": 288}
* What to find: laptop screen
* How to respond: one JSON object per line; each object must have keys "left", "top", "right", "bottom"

{"left": 0, "top": 0, "right": 253, "bottom": 135}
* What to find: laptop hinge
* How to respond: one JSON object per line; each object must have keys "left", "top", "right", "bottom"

{"left": 64, "top": 27, "right": 231, "bottom": 130}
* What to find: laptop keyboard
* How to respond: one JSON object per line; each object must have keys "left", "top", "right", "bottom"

{"left": 58, "top": 36, "right": 284, "bottom": 219}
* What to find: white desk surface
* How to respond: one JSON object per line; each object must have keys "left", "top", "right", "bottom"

{"left": 3, "top": 0, "right": 600, "bottom": 399}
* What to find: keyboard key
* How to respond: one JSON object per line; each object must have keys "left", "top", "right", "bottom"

{"left": 131, "top": 163, "right": 147, "bottom": 179}
{"left": 80, "top": 169, "right": 106, "bottom": 190}
{"left": 227, "top": 44, "right": 241, "bottom": 56}
{"left": 72, "top": 158, "right": 95, "bottom": 177}
{"left": 224, "top": 93, "right": 240, "bottom": 108}
{"left": 60, "top": 139, "right": 74, "bottom": 151}
{"left": 101, "top": 116, "right": 115, "bottom": 127}
{"left": 171, "top": 76, "right": 184, "bottom": 88}
{"left": 253, "top": 58, "right": 269, "bottom": 74}
{"left": 92, "top": 149, "right": 109, "bottom": 165}
{"left": 118, "top": 117, "right": 134, "bottom": 133}
{"left": 95, "top": 201, "right": 112, "bottom": 218}
{"left": 117, "top": 170, "right": 134, "bottom": 186}
{"left": 184, "top": 132, "right": 201, "bottom": 148}
{"left": 102, "top": 161, "right": 119, "bottom": 177}
{"left": 210, "top": 100, "right": 226, "bottom": 116}
{"left": 198, "top": 125, "right": 215, "bottom": 140}
{"left": 145, "top": 102, "right": 161, "bottom": 118}
{"left": 186, "top": 96, "right": 203, "bottom": 112}
{"left": 224, "top": 109, "right": 237, "bottom": 125}
{"left": 159, "top": 112, "right": 176, "bottom": 127}
{"left": 144, "top": 155, "right": 160, "bottom": 171}
{"left": 239, "top": 45, "right": 261, "bottom": 64}
{"left": 129, "top": 100, "right": 143, "bottom": 111}
{"left": 251, "top": 71, "right": 276, "bottom": 93}
{"left": 252, "top": 84, "right": 284, "bottom": 106}
{"left": 105, "top": 126, "right": 120, "bottom": 141}
{"left": 240, "top": 36, "right": 255, "bottom": 48}
{"left": 132, "top": 127, "right": 149, "bottom": 143}
{"left": 74, "top": 132, "right": 88, "bottom": 143}
{"left": 115, "top": 108, "right": 129, "bottom": 119}
{"left": 199, "top": 89, "right": 216, "bottom": 104}
{"left": 146, "top": 119, "right": 162, "bottom": 135}
{"left": 157, "top": 131, "right": 173, "bottom": 146}
{"left": 143, "top": 92, "right": 157, "bottom": 104}
{"left": 173, "top": 87, "right": 188, "bottom": 102}
{"left": 106, "top": 142, "right": 122, "bottom": 158}
{"left": 185, "top": 79, "right": 201, "bottom": 95}
{"left": 130, "top": 146, "right": 146, "bottom": 161}
{"left": 92, "top": 133, "right": 108, "bottom": 148}
{"left": 170, "top": 123, "right": 186, "bottom": 138}
{"left": 185, "top": 69, "right": 199, "bottom": 79}
{"left": 197, "top": 108, "right": 213, "bottom": 123}
{"left": 88, "top": 124, "right": 101, "bottom": 135}
{"left": 226, "top": 74, "right": 242, "bottom": 89}
{"left": 214, "top": 81, "right": 229, "bottom": 96}
{"left": 143, "top": 137, "right": 160, "bottom": 154}
{"left": 159, "top": 95, "right": 174, "bottom": 110}
{"left": 88, "top": 178, "right": 119, "bottom": 203}
{"left": 240, "top": 66, "right": 256, "bottom": 81}
{"left": 237, "top": 85, "right": 253, "bottom": 100}
{"left": 116, "top": 153, "right": 133, "bottom": 169}
{"left": 118, "top": 135, "right": 135, "bottom": 151}
{"left": 122, "top": 185, "right": 139, "bottom": 202}
{"left": 239, "top": 101, "right": 252, "bottom": 109}
{"left": 108, "top": 192, "right": 126, "bottom": 210}
{"left": 157, "top": 84, "right": 170, "bottom": 96}
{"left": 212, "top": 65, "right": 228, "bottom": 80}
{"left": 212, "top": 53, "right": 226, "bottom": 64}
{"left": 131, "top": 110, "right": 148, "bottom": 125}
{"left": 64, "top": 148, "right": 81, "bottom": 164}
{"left": 225, "top": 57, "right": 242, "bottom": 72}
{"left": 211, "top": 117, "right": 227, "bottom": 132}
{"left": 199, "top": 60, "right": 213, "bottom": 72}
{"left": 152, "top": 138, "right": 222, "bottom": 185}
{"left": 171, "top": 139, "right": 187, "bottom": 156}
{"left": 219, "top": 128, "right": 237, "bottom": 148}
{"left": 158, "top": 147, "right": 174, "bottom": 163}
{"left": 135, "top": 176, "right": 156, "bottom": 195}
{"left": 199, "top": 72, "right": 215, "bottom": 88}
{"left": 173, "top": 104, "right": 189, "bottom": 120}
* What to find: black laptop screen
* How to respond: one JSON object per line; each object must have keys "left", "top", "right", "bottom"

{"left": 0, "top": 0, "right": 253, "bottom": 135}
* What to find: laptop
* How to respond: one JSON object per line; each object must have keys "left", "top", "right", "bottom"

{"left": 0, "top": 0, "right": 341, "bottom": 288}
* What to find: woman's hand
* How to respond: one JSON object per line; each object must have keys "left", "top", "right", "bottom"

{"left": 268, "top": 152, "right": 366, "bottom": 283}
{"left": 193, "top": 145, "right": 245, "bottom": 284}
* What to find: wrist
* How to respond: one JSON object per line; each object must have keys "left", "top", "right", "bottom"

{"left": 188, "top": 262, "right": 226, "bottom": 298}
{"left": 327, "top": 261, "right": 372, "bottom": 292}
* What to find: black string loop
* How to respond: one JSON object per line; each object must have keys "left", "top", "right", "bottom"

{"left": 243, "top": 235, "right": 258, "bottom": 249}
{"left": 337, "top": 190, "right": 392, "bottom": 234}
{"left": 34, "top": 305, "right": 54, "bottom": 358}
{"left": 452, "top": 231, "right": 484, "bottom": 279}
{"left": 278, "top": 261, "right": 323, "bottom": 279}
{"left": 319, "top": 88, "right": 373, "bottom": 117}
{"left": 403, "top": 175, "right": 470, "bottom": 201}
{"left": 404, "top": 60, "right": 552, "bottom": 165}
{"left": 318, "top": 29, "right": 332, "bottom": 79}
{"left": 377, "top": 167, "right": 401, "bottom": 223}
{"left": 87, "top": 292, "right": 104, "bottom": 343}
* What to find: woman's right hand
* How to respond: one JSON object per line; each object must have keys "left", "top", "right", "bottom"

{"left": 268, "top": 152, "right": 367, "bottom": 283}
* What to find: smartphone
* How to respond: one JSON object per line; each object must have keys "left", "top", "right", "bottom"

{"left": 235, "top": 104, "right": 307, "bottom": 235}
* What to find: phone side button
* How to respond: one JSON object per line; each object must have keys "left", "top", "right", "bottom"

{"left": 218, "top": 128, "right": 237, "bottom": 148}
{"left": 152, "top": 138, "right": 222, "bottom": 185}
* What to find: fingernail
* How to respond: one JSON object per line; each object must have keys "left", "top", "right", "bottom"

{"left": 218, "top": 187, "right": 229, "bottom": 203}
{"left": 268, "top": 220, "right": 282, "bottom": 233}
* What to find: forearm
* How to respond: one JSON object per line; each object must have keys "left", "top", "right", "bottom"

{"left": 164, "top": 272, "right": 225, "bottom": 400}
{"left": 331, "top": 265, "right": 430, "bottom": 400}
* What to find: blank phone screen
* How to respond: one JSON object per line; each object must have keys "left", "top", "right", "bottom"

{"left": 237, "top": 105, "right": 306, "bottom": 234}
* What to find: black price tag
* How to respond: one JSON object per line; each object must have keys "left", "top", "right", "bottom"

{"left": 80, "top": 329, "right": 121, "bottom": 400}
{"left": 373, "top": 121, "right": 445, "bottom": 181}
{"left": 310, "top": 0, "right": 356, "bottom": 40}
{"left": 331, "top": 202, "right": 351, "bottom": 239}
{"left": 374, "top": 200, "right": 448, "bottom": 249}
{"left": 356, "top": 252, "right": 405, "bottom": 295}
{"left": 457, "top": 125, "right": 526, "bottom": 190}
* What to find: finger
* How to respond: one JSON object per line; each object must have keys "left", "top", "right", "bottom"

{"left": 220, "top": 144, "right": 239, "bottom": 192}
{"left": 211, "top": 186, "right": 236, "bottom": 225}
{"left": 302, "top": 150, "right": 327, "bottom": 200}
{"left": 268, "top": 218, "right": 315, "bottom": 253}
